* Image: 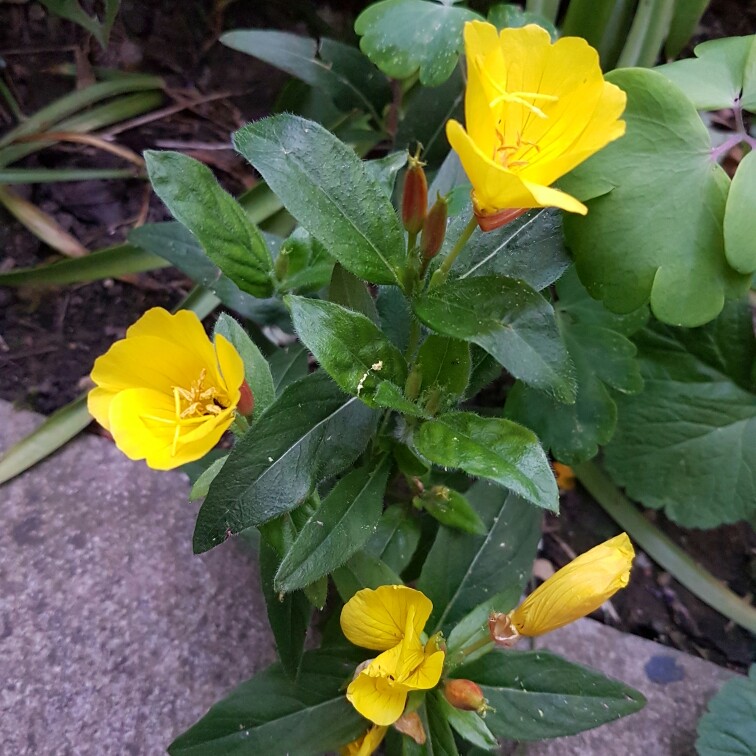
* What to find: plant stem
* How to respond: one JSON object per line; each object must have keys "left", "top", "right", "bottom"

{"left": 575, "top": 460, "right": 756, "bottom": 634}
{"left": 429, "top": 215, "right": 477, "bottom": 290}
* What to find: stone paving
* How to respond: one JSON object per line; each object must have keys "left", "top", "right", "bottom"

{"left": 0, "top": 400, "right": 738, "bottom": 755}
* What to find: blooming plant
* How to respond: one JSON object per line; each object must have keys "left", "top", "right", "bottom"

{"left": 83, "top": 3, "right": 756, "bottom": 753}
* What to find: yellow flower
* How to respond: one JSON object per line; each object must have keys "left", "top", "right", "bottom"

{"left": 510, "top": 533, "right": 635, "bottom": 637}
{"left": 341, "top": 586, "right": 445, "bottom": 725}
{"left": 88, "top": 307, "right": 245, "bottom": 470}
{"left": 340, "top": 725, "right": 387, "bottom": 756}
{"left": 447, "top": 21, "right": 626, "bottom": 230}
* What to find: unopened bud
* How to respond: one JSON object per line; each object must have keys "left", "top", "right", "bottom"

{"left": 475, "top": 206, "right": 527, "bottom": 232}
{"left": 420, "top": 193, "right": 449, "bottom": 260}
{"left": 402, "top": 149, "right": 427, "bottom": 235}
{"left": 488, "top": 611, "right": 520, "bottom": 648}
{"left": 404, "top": 366, "right": 422, "bottom": 401}
{"left": 237, "top": 380, "right": 255, "bottom": 417}
{"left": 443, "top": 679, "right": 492, "bottom": 715}
{"left": 424, "top": 386, "right": 443, "bottom": 416}
{"left": 393, "top": 711, "right": 426, "bottom": 744}
{"left": 425, "top": 631, "right": 446, "bottom": 655}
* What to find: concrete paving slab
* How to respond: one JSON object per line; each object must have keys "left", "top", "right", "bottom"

{"left": 0, "top": 401, "right": 274, "bottom": 755}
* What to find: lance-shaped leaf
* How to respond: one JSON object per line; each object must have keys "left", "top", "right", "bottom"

{"left": 144, "top": 151, "right": 274, "bottom": 298}
{"left": 364, "top": 505, "right": 422, "bottom": 575}
{"left": 418, "top": 481, "right": 541, "bottom": 633}
{"left": 414, "top": 275, "right": 575, "bottom": 403}
{"left": 562, "top": 68, "right": 753, "bottom": 327}
{"left": 413, "top": 413, "right": 558, "bottom": 512}
{"left": 329, "top": 264, "right": 380, "bottom": 323}
{"left": 275, "top": 457, "right": 391, "bottom": 593}
{"left": 193, "top": 372, "right": 377, "bottom": 552}
{"left": 333, "top": 552, "right": 403, "bottom": 602}
{"left": 168, "top": 649, "right": 368, "bottom": 755}
{"left": 269, "top": 346, "right": 309, "bottom": 394}
{"left": 355, "top": 0, "right": 482, "bottom": 86}
{"left": 287, "top": 295, "right": 415, "bottom": 412}
{"left": 435, "top": 691, "right": 498, "bottom": 750}
{"left": 453, "top": 650, "right": 645, "bottom": 740}
{"left": 234, "top": 115, "right": 406, "bottom": 286}
{"left": 425, "top": 692, "right": 460, "bottom": 755}
{"left": 416, "top": 335, "right": 471, "bottom": 404}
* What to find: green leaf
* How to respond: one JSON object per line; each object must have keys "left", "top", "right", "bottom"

{"left": 189, "top": 455, "right": 228, "bottom": 501}
{"left": 563, "top": 68, "right": 753, "bottom": 327}
{"left": 464, "top": 347, "right": 502, "bottom": 400}
{"left": 355, "top": 0, "right": 482, "bottom": 87}
{"left": 425, "top": 692, "right": 460, "bottom": 755}
{"left": 664, "top": 0, "right": 711, "bottom": 59}
{"left": 418, "top": 486, "right": 486, "bottom": 535}
{"left": 488, "top": 2, "right": 557, "bottom": 38}
{"left": 168, "top": 649, "right": 367, "bottom": 755}
{"left": 144, "top": 151, "right": 275, "bottom": 298}
{"left": 377, "top": 285, "right": 412, "bottom": 352}
{"left": 129, "top": 223, "right": 288, "bottom": 328}
{"left": 435, "top": 693, "right": 498, "bottom": 750}
{"left": 364, "top": 151, "right": 409, "bottom": 197}
{"left": 417, "top": 335, "right": 471, "bottom": 405}
{"left": 269, "top": 346, "right": 309, "bottom": 394}
{"left": 364, "top": 505, "right": 422, "bottom": 574}
{"left": 274, "top": 457, "right": 391, "bottom": 593}
{"left": 234, "top": 114, "right": 406, "bottom": 286}
{"left": 696, "top": 665, "right": 756, "bottom": 756}
{"left": 656, "top": 35, "right": 756, "bottom": 111}
{"left": 724, "top": 149, "right": 756, "bottom": 274}
{"left": 414, "top": 276, "right": 575, "bottom": 403}
{"left": 604, "top": 301, "right": 756, "bottom": 527}
{"left": 417, "top": 480, "right": 542, "bottom": 633}
{"left": 333, "top": 551, "right": 403, "bottom": 602}
{"left": 287, "top": 295, "right": 411, "bottom": 410}
{"left": 221, "top": 30, "right": 391, "bottom": 121}
{"left": 193, "top": 372, "right": 377, "bottom": 552}
{"left": 329, "top": 264, "right": 380, "bottom": 323}
{"left": 449, "top": 207, "right": 571, "bottom": 292}
{"left": 214, "top": 314, "right": 276, "bottom": 420}
{"left": 506, "top": 268, "right": 644, "bottom": 465}
{"left": 40, "top": 0, "right": 119, "bottom": 48}
{"left": 454, "top": 650, "right": 645, "bottom": 740}
{"left": 276, "top": 227, "right": 334, "bottom": 294}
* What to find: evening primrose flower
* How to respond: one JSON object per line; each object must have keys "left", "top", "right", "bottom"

{"left": 498, "top": 533, "right": 634, "bottom": 640}
{"left": 341, "top": 725, "right": 387, "bottom": 756}
{"left": 447, "top": 21, "right": 626, "bottom": 230}
{"left": 341, "top": 586, "right": 445, "bottom": 725}
{"left": 88, "top": 307, "right": 245, "bottom": 470}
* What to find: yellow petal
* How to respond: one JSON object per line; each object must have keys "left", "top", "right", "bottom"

{"left": 346, "top": 671, "right": 409, "bottom": 726}
{"left": 340, "top": 586, "right": 433, "bottom": 651}
{"left": 214, "top": 332, "right": 245, "bottom": 401}
{"left": 87, "top": 386, "right": 117, "bottom": 431}
{"left": 340, "top": 726, "right": 388, "bottom": 756}
{"left": 402, "top": 650, "right": 445, "bottom": 691}
{"left": 511, "top": 533, "right": 635, "bottom": 636}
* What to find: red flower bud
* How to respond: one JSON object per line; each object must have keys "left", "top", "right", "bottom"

{"left": 402, "top": 151, "right": 428, "bottom": 235}
{"left": 475, "top": 206, "right": 527, "bottom": 232}
{"left": 443, "top": 679, "right": 491, "bottom": 715}
{"left": 237, "top": 380, "right": 254, "bottom": 417}
{"left": 420, "top": 193, "right": 448, "bottom": 261}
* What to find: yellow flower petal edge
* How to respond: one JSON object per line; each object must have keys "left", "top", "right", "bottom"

{"left": 340, "top": 725, "right": 388, "bottom": 756}
{"left": 340, "top": 585, "right": 433, "bottom": 651}
{"left": 510, "top": 533, "right": 635, "bottom": 636}
{"left": 447, "top": 20, "right": 626, "bottom": 229}
{"left": 87, "top": 307, "right": 245, "bottom": 470}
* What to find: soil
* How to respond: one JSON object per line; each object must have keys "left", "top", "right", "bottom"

{"left": 0, "top": 0, "right": 753, "bottom": 673}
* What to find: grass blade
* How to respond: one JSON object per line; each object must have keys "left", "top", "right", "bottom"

{"left": 0, "top": 167, "right": 137, "bottom": 183}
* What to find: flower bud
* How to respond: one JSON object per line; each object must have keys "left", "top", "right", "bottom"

{"left": 475, "top": 206, "right": 527, "bottom": 232}
{"left": 488, "top": 611, "right": 520, "bottom": 648}
{"left": 552, "top": 461, "right": 575, "bottom": 492}
{"left": 443, "top": 679, "right": 491, "bottom": 715}
{"left": 402, "top": 151, "right": 428, "bottom": 235}
{"left": 393, "top": 711, "right": 426, "bottom": 745}
{"left": 237, "top": 380, "right": 255, "bottom": 417}
{"left": 420, "top": 193, "right": 449, "bottom": 260}
{"left": 404, "top": 366, "right": 422, "bottom": 401}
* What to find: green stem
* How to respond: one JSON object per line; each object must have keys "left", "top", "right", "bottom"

{"left": 575, "top": 460, "right": 756, "bottom": 634}
{"left": 429, "top": 215, "right": 477, "bottom": 290}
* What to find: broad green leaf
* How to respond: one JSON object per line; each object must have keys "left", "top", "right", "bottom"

{"left": 333, "top": 551, "right": 403, "bottom": 602}
{"left": 417, "top": 335, "right": 471, "bottom": 405}
{"left": 414, "top": 276, "right": 575, "bottom": 403}
{"left": 418, "top": 481, "right": 542, "bottom": 633}
{"left": 364, "top": 505, "right": 422, "bottom": 574}
{"left": 425, "top": 692, "right": 460, "bottom": 755}
{"left": 655, "top": 35, "right": 756, "bottom": 110}
{"left": 453, "top": 650, "right": 645, "bottom": 740}
{"left": 435, "top": 692, "right": 498, "bottom": 750}
{"left": 234, "top": 115, "right": 406, "bottom": 286}
{"left": 563, "top": 68, "right": 753, "bottom": 327}
{"left": 269, "top": 346, "right": 309, "bottom": 394}
{"left": 464, "top": 347, "right": 502, "bottom": 399}
{"left": 329, "top": 264, "right": 380, "bottom": 323}
{"left": 377, "top": 285, "right": 411, "bottom": 352}
{"left": 364, "top": 151, "right": 409, "bottom": 198}
{"left": 274, "top": 458, "right": 391, "bottom": 593}
{"left": 355, "top": 0, "right": 482, "bottom": 86}
{"left": 488, "top": 2, "right": 557, "bottom": 38}
{"left": 221, "top": 30, "right": 391, "bottom": 121}
{"left": 129, "top": 223, "right": 289, "bottom": 328}
{"left": 506, "top": 269, "right": 644, "bottom": 465}
{"left": 449, "top": 207, "right": 571, "bottom": 292}
{"left": 189, "top": 455, "right": 227, "bottom": 501}
{"left": 414, "top": 413, "right": 558, "bottom": 512}
{"left": 168, "top": 649, "right": 367, "bottom": 755}
{"left": 144, "top": 151, "right": 275, "bottom": 298}
{"left": 604, "top": 301, "right": 756, "bottom": 527}
{"left": 418, "top": 486, "right": 486, "bottom": 535}
{"left": 214, "top": 314, "right": 276, "bottom": 421}
{"left": 696, "top": 665, "right": 756, "bottom": 756}
{"left": 193, "top": 372, "right": 377, "bottom": 552}
{"left": 287, "top": 295, "right": 411, "bottom": 410}
{"left": 724, "top": 149, "right": 756, "bottom": 274}
{"left": 276, "top": 227, "right": 334, "bottom": 294}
